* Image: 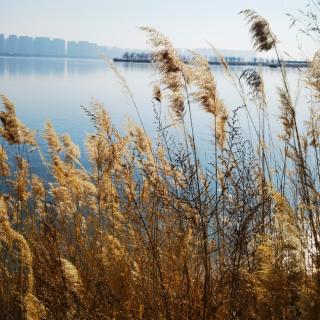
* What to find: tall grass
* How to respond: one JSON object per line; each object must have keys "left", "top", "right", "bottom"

{"left": 1, "top": 8, "right": 320, "bottom": 320}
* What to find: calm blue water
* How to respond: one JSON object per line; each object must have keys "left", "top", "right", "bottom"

{"left": 0, "top": 56, "right": 307, "bottom": 171}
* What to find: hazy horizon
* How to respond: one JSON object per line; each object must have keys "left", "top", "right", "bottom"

{"left": 0, "top": 31, "right": 257, "bottom": 53}
{"left": 1, "top": 0, "right": 318, "bottom": 59}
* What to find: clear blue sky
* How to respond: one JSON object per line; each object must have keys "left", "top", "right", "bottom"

{"left": 0, "top": 0, "right": 316, "bottom": 58}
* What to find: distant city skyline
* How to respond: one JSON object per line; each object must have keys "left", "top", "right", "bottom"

{"left": 0, "top": 0, "right": 317, "bottom": 59}
{"left": 0, "top": 33, "right": 126, "bottom": 58}
{"left": 0, "top": 33, "right": 259, "bottom": 61}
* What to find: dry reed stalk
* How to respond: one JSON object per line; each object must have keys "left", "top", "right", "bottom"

{"left": 1, "top": 6, "right": 320, "bottom": 319}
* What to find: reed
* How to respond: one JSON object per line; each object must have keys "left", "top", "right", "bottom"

{"left": 1, "top": 8, "right": 320, "bottom": 320}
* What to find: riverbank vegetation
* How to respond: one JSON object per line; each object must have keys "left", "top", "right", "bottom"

{"left": 1, "top": 7, "right": 320, "bottom": 320}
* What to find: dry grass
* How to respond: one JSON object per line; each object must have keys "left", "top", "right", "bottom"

{"left": 1, "top": 9, "right": 320, "bottom": 320}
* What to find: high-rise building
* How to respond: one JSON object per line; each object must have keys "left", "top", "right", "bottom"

{"left": 98, "top": 46, "right": 126, "bottom": 59}
{"left": 33, "top": 37, "right": 51, "bottom": 56}
{"left": 67, "top": 41, "right": 79, "bottom": 57}
{"left": 88, "top": 42, "right": 98, "bottom": 58}
{"left": 0, "top": 34, "right": 122, "bottom": 59}
{"left": 78, "top": 41, "right": 98, "bottom": 58}
{"left": 6, "top": 35, "right": 18, "bottom": 55}
{"left": 17, "top": 36, "right": 33, "bottom": 56}
{"left": 0, "top": 34, "right": 5, "bottom": 55}
{"left": 78, "top": 41, "right": 89, "bottom": 57}
{"left": 67, "top": 41, "right": 98, "bottom": 58}
{"left": 87, "top": 42, "right": 97, "bottom": 58}
{"left": 51, "top": 39, "right": 65, "bottom": 56}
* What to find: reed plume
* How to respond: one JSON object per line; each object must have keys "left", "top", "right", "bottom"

{"left": 141, "top": 27, "right": 188, "bottom": 120}
{"left": 190, "top": 52, "right": 228, "bottom": 147}
{"left": 60, "top": 258, "right": 82, "bottom": 294}
{"left": 308, "top": 49, "right": 320, "bottom": 99}
{"left": 278, "top": 87, "right": 295, "bottom": 142}
{"left": 240, "top": 68, "right": 266, "bottom": 103}
{"left": 0, "top": 146, "right": 10, "bottom": 177}
{"left": 240, "top": 9, "right": 277, "bottom": 52}
{"left": 0, "top": 95, "right": 36, "bottom": 146}
{"left": 44, "top": 121, "right": 62, "bottom": 156}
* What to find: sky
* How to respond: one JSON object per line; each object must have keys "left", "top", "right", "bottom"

{"left": 0, "top": 0, "right": 318, "bottom": 59}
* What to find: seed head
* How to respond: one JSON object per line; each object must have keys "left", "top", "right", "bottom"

{"left": 240, "top": 9, "right": 277, "bottom": 52}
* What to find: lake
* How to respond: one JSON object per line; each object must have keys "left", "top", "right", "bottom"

{"left": 0, "top": 56, "right": 308, "bottom": 170}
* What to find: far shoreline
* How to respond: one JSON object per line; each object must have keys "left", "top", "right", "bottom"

{"left": 0, "top": 54, "right": 309, "bottom": 68}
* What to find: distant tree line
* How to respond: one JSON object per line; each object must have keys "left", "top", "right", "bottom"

{"left": 121, "top": 51, "right": 279, "bottom": 64}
